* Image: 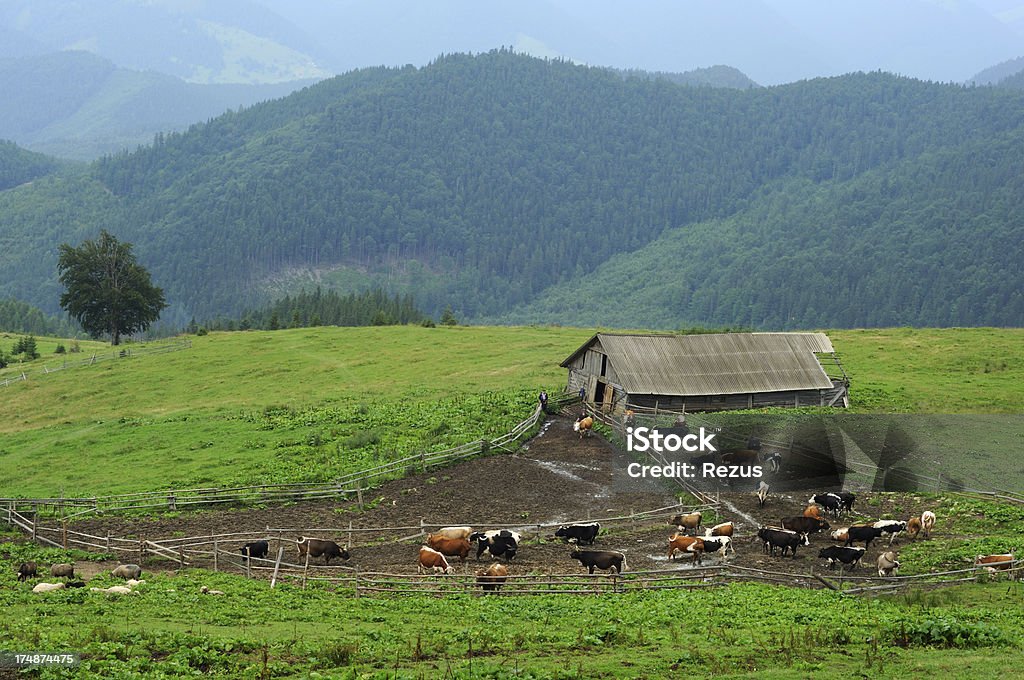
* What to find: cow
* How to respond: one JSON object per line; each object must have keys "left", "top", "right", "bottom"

{"left": 240, "top": 540, "right": 270, "bottom": 561}
{"left": 667, "top": 534, "right": 705, "bottom": 564}
{"left": 905, "top": 517, "right": 922, "bottom": 540}
{"left": 975, "top": 553, "right": 1015, "bottom": 577}
{"left": 808, "top": 493, "right": 844, "bottom": 518}
{"left": 921, "top": 511, "right": 936, "bottom": 538}
{"left": 17, "top": 561, "right": 37, "bottom": 582}
{"left": 701, "top": 536, "right": 734, "bottom": 557}
{"left": 877, "top": 551, "right": 900, "bottom": 577}
{"left": 763, "top": 452, "right": 783, "bottom": 475}
{"left": 570, "top": 549, "right": 627, "bottom": 574}
{"left": 873, "top": 520, "right": 907, "bottom": 546}
{"left": 418, "top": 546, "right": 452, "bottom": 574}
{"left": 721, "top": 449, "right": 759, "bottom": 466}
{"left": 756, "top": 481, "right": 770, "bottom": 507}
{"left": 433, "top": 526, "right": 473, "bottom": 540}
{"left": 704, "top": 522, "right": 733, "bottom": 538}
{"left": 837, "top": 524, "right": 885, "bottom": 549}
{"left": 574, "top": 415, "right": 594, "bottom": 438}
{"left": 757, "top": 527, "right": 809, "bottom": 557}
{"left": 49, "top": 563, "right": 75, "bottom": 579}
{"left": 469, "top": 530, "right": 521, "bottom": 560}
{"left": 782, "top": 516, "right": 830, "bottom": 536}
{"left": 803, "top": 505, "right": 825, "bottom": 520}
{"left": 475, "top": 563, "right": 509, "bottom": 592}
{"left": 296, "top": 537, "right": 350, "bottom": 565}
{"left": 554, "top": 522, "right": 600, "bottom": 545}
{"left": 836, "top": 491, "right": 856, "bottom": 513}
{"left": 819, "top": 545, "right": 866, "bottom": 570}
{"left": 669, "top": 512, "right": 702, "bottom": 536}
{"left": 425, "top": 534, "right": 472, "bottom": 564}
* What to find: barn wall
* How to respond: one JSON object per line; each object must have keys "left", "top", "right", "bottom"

{"left": 627, "top": 389, "right": 831, "bottom": 412}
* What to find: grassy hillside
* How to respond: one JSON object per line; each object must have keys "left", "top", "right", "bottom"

{"left": 0, "top": 326, "right": 1021, "bottom": 499}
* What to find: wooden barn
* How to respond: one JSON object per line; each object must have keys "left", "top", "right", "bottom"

{"left": 561, "top": 332, "right": 849, "bottom": 413}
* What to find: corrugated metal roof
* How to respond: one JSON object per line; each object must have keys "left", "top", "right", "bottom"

{"left": 562, "top": 332, "right": 835, "bottom": 396}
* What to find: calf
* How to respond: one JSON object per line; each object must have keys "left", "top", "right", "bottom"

{"left": 819, "top": 545, "right": 866, "bottom": 570}
{"left": 570, "top": 549, "right": 627, "bottom": 574}
{"left": 475, "top": 563, "right": 509, "bottom": 592}
{"left": 17, "top": 561, "right": 37, "bottom": 582}
{"left": 297, "top": 537, "right": 350, "bottom": 565}
{"left": 669, "top": 512, "right": 702, "bottom": 536}
{"left": 704, "top": 522, "right": 733, "bottom": 538}
{"left": 975, "top": 553, "right": 1015, "bottom": 576}
{"left": 803, "top": 505, "right": 824, "bottom": 520}
{"left": 554, "top": 522, "right": 600, "bottom": 545}
{"left": 434, "top": 526, "right": 473, "bottom": 540}
{"left": 757, "top": 527, "right": 809, "bottom": 557}
{"left": 425, "top": 534, "right": 472, "bottom": 564}
{"left": 240, "top": 540, "right": 270, "bottom": 561}
{"left": 905, "top": 517, "right": 922, "bottom": 540}
{"left": 921, "top": 511, "right": 936, "bottom": 538}
{"left": 756, "top": 481, "right": 769, "bottom": 507}
{"left": 701, "top": 536, "right": 734, "bottom": 557}
{"left": 469, "top": 530, "right": 521, "bottom": 561}
{"left": 877, "top": 551, "right": 900, "bottom": 577}
{"left": 418, "top": 546, "right": 452, "bottom": 574}
{"left": 782, "top": 516, "right": 830, "bottom": 536}
{"left": 835, "top": 491, "right": 856, "bottom": 514}
{"left": 873, "top": 520, "right": 907, "bottom": 546}
{"left": 667, "top": 534, "right": 705, "bottom": 564}
{"left": 840, "top": 525, "right": 885, "bottom": 549}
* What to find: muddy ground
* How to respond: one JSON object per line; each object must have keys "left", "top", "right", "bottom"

{"left": 44, "top": 416, "right": 946, "bottom": 580}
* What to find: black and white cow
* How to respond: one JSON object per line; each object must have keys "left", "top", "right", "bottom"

{"left": 469, "top": 530, "right": 521, "bottom": 560}
{"left": 757, "top": 527, "right": 810, "bottom": 557}
{"left": 839, "top": 524, "right": 886, "bottom": 549}
{"left": 818, "top": 545, "right": 866, "bottom": 570}
{"left": 872, "top": 520, "right": 907, "bottom": 546}
{"left": 240, "top": 540, "right": 270, "bottom": 561}
{"left": 554, "top": 523, "right": 600, "bottom": 545}
{"left": 808, "top": 493, "right": 844, "bottom": 518}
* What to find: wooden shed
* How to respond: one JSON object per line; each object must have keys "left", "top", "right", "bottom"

{"left": 561, "top": 332, "right": 849, "bottom": 413}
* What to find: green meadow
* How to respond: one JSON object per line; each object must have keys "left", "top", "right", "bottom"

{"left": 1, "top": 326, "right": 1022, "bottom": 498}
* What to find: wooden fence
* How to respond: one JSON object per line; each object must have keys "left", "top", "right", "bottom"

{"left": 0, "top": 339, "right": 192, "bottom": 388}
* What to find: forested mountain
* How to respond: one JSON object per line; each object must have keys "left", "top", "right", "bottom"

{"left": 0, "top": 298, "right": 75, "bottom": 336}
{"left": 0, "top": 141, "right": 62, "bottom": 191}
{"left": 0, "top": 51, "right": 318, "bottom": 160}
{"left": 969, "top": 55, "right": 1024, "bottom": 86}
{"left": 1, "top": 50, "right": 1023, "bottom": 330}
{"left": 618, "top": 65, "right": 759, "bottom": 90}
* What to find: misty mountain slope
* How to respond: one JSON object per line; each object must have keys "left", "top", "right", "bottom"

{"left": 2, "top": 51, "right": 1024, "bottom": 329}
{"left": 496, "top": 130, "right": 1024, "bottom": 329}
{"left": 0, "top": 140, "right": 63, "bottom": 191}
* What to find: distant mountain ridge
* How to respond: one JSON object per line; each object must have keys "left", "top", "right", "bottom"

{"left": 1, "top": 51, "right": 1022, "bottom": 331}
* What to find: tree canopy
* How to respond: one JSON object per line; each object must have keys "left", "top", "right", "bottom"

{"left": 57, "top": 230, "right": 167, "bottom": 345}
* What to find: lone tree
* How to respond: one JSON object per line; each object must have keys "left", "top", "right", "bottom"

{"left": 58, "top": 230, "right": 167, "bottom": 345}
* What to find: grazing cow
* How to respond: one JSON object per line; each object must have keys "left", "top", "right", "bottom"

{"left": 475, "top": 563, "right": 509, "bottom": 592}
{"left": 555, "top": 522, "right": 601, "bottom": 545}
{"left": 975, "top": 553, "right": 1014, "bottom": 576}
{"left": 425, "top": 534, "right": 472, "bottom": 564}
{"left": 757, "top": 527, "right": 809, "bottom": 557}
{"left": 49, "top": 563, "right": 75, "bottom": 579}
{"left": 111, "top": 564, "right": 143, "bottom": 580}
{"left": 838, "top": 525, "right": 885, "bottom": 549}
{"left": 667, "top": 534, "right": 705, "bottom": 564}
{"left": 921, "top": 511, "right": 936, "bottom": 538}
{"left": 872, "top": 520, "right": 907, "bottom": 546}
{"left": 704, "top": 522, "right": 733, "bottom": 538}
{"left": 570, "top": 549, "right": 627, "bottom": 574}
{"left": 669, "top": 512, "right": 702, "bottom": 536}
{"left": 417, "top": 546, "right": 452, "bottom": 574}
{"left": 574, "top": 415, "right": 594, "bottom": 438}
{"left": 296, "top": 537, "right": 350, "bottom": 565}
{"left": 701, "top": 536, "right": 734, "bottom": 557}
{"left": 240, "top": 540, "right": 270, "bottom": 561}
{"left": 17, "top": 561, "right": 37, "bottom": 582}
{"left": 721, "top": 449, "right": 759, "bottom": 465}
{"left": 836, "top": 491, "right": 856, "bottom": 513}
{"left": 905, "top": 517, "right": 922, "bottom": 540}
{"left": 819, "top": 545, "right": 866, "bottom": 570}
{"left": 32, "top": 582, "right": 67, "bottom": 593}
{"left": 877, "top": 551, "right": 900, "bottom": 577}
{"left": 469, "top": 530, "right": 521, "bottom": 561}
{"left": 782, "top": 516, "right": 830, "bottom": 536}
{"left": 808, "top": 493, "right": 844, "bottom": 518}
{"left": 756, "top": 481, "right": 770, "bottom": 508}
{"left": 803, "top": 505, "right": 824, "bottom": 520}
{"left": 434, "top": 526, "right": 473, "bottom": 540}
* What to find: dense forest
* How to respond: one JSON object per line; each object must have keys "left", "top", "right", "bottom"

{"left": 0, "top": 140, "right": 61, "bottom": 191}
{"left": 203, "top": 288, "right": 427, "bottom": 331}
{"left": 0, "top": 298, "right": 76, "bottom": 336}
{"left": 1, "top": 50, "right": 1023, "bottom": 330}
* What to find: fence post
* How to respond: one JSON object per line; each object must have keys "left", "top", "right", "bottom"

{"left": 302, "top": 552, "right": 310, "bottom": 590}
{"left": 214, "top": 540, "right": 219, "bottom": 572}
{"left": 356, "top": 487, "right": 363, "bottom": 510}
{"left": 139, "top": 539, "right": 145, "bottom": 564}
{"left": 168, "top": 493, "right": 176, "bottom": 511}
{"left": 353, "top": 567, "right": 360, "bottom": 598}
{"left": 179, "top": 548, "right": 186, "bottom": 570}
{"left": 106, "top": 532, "right": 111, "bottom": 552}
{"left": 270, "top": 547, "right": 284, "bottom": 589}
{"left": 30, "top": 505, "right": 37, "bottom": 540}
{"left": 348, "top": 521, "right": 353, "bottom": 550}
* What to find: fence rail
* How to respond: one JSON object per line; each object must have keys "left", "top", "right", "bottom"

{"left": 0, "top": 339, "right": 192, "bottom": 388}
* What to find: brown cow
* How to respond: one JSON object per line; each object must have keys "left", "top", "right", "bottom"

{"left": 433, "top": 526, "right": 473, "bottom": 540}
{"left": 425, "top": 534, "right": 472, "bottom": 564}
{"left": 704, "top": 522, "right": 733, "bottom": 538}
{"left": 803, "top": 505, "right": 824, "bottom": 520}
{"left": 574, "top": 415, "right": 594, "bottom": 438}
{"left": 297, "top": 537, "right": 350, "bottom": 565}
{"left": 475, "top": 563, "right": 509, "bottom": 592}
{"left": 905, "top": 517, "right": 922, "bottom": 540}
{"left": 418, "top": 546, "right": 452, "bottom": 574}
{"left": 975, "top": 553, "right": 1015, "bottom": 577}
{"left": 667, "top": 533, "right": 705, "bottom": 564}
{"left": 669, "top": 512, "right": 702, "bottom": 536}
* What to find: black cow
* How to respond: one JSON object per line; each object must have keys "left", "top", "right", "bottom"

{"left": 808, "top": 493, "right": 845, "bottom": 518}
{"left": 555, "top": 523, "right": 600, "bottom": 545}
{"left": 17, "top": 561, "right": 37, "bottom": 582}
{"left": 296, "top": 537, "right": 350, "bottom": 564}
{"left": 757, "top": 527, "right": 810, "bottom": 557}
{"left": 843, "top": 525, "right": 885, "bottom": 549}
{"left": 782, "top": 516, "right": 831, "bottom": 536}
{"left": 818, "top": 545, "right": 866, "bottom": 570}
{"left": 836, "top": 491, "right": 856, "bottom": 513}
{"left": 469, "top": 530, "right": 521, "bottom": 560}
{"left": 569, "top": 549, "right": 627, "bottom": 574}
{"left": 240, "top": 540, "right": 270, "bottom": 561}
